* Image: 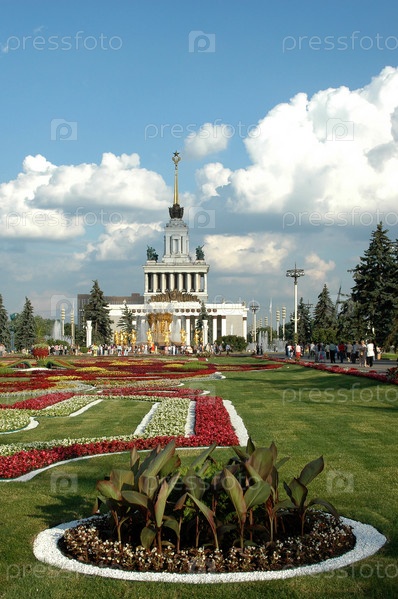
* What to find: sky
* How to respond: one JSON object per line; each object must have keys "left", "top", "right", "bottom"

{"left": 1, "top": 0, "right": 398, "bottom": 328}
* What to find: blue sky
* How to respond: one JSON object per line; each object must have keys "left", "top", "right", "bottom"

{"left": 1, "top": 0, "right": 398, "bottom": 328}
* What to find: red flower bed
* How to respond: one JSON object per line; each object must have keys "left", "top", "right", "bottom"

{"left": 0, "top": 392, "right": 75, "bottom": 411}
{"left": 0, "top": 395, "right": 238, "bottom": 479}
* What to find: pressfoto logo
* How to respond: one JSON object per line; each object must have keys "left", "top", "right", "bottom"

{"left": 187, "top": 207, "right": 216, "bottom": 229}
{"left": 50, "top": 472, "right": 78, "bottom": 494}
{"left": 50, "top": 295, "right": 76, "bottom": 320}
{"left": 50, "top": 119, "right": 78, "bottom": 141}
{"left": 188, "top": 31, "right": 216, "bottom": 53}
{"left": 326, "top": 470, "right": 354, "bottom": 494}
{"left": 326, "top": 118, "right": 354, "bottom": 141}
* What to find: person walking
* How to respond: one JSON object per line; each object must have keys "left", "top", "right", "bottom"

{"left": 366, "top": 340, "right": 375, "bottom": 368}
{"left": 358, "top": 340, "right": 366, "bottom": 367}
{"left": 329, "top": 342, "right": 337, "bottom": 363}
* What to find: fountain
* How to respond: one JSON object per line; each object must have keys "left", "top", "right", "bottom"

{"left": 52, "top": 320, "right": 62, "bottom": 340}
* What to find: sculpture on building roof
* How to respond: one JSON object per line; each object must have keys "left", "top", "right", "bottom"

{"left": 195, "top": 245, "right": 205, "bottom": 260}
{"left": 146, "top": 246, "right": 158, "bottom": 261}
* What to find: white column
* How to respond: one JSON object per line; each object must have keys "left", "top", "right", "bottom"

{"left": 169, "top": 273, "right": 175, "bottom": 290}
{"left": 204, "top": 273, "right": 208, "bottom": 294}
{"left": 212, "top": 316, "right": 218, "bottom": 341}
{"left": 153, "top": 273, "right": 158, "bottom": 292}
{"left": 195, "top": 273, "right": 200, "bottom": 291}
{"left": 145, "top": 273, "right": 149, "bottom": 293}
{"left": 178, "top": 273, "right": 183, "bottom": 291}
{"left": 243, "top": 317, "right": 247, "bottom": 340}
{"left": 161, "top": 273, "right": 166, "bottom": 292}
{"left": 86, "top": 320, "right": 92, "bottom": 347}
{"left": 221, "top": 315, "right": 227, "bottom": 336}
{"left": 203, "top": 320, "right": 208, "bottom": 346}
{"left": 186, "top": 316, "right": 191, "bottom": 346}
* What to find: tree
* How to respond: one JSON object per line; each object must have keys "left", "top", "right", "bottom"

{"left": 312, "top": 284, "right": 337, "bottom": 342}
{"left": 34, "top": 315, "right": 54, "bottom": 342}
{"left": 0, "top": 295, "right": 10, "bottom": 348}
{"left": 216, "top": 335, "right": 247, "bottom": 352}
{"left": 117, "top": 303, "right": 135, "bottom": 333}
{"left": 14, "top": 297, "right": 36, "bottom": 350}
{"left": 195, "top": 302, "right": 209, "bottom": 342}
{"left": 351, "top": 223, "right": 398, "bottom": 345}
{"left": 83, "top": 280, "right": 113, "bottom": 345}
{"left": 297, "top": 298, "right": 313, "bottom": 345}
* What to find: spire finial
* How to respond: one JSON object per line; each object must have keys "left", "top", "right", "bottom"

{"left": 172, "top": 151, "right": 181, "bottom": 205}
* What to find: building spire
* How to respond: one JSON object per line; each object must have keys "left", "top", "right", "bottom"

{"left": 169, "top": 151, "right": 184, "bottom": 219}
{"left": 172, "top": 151, "right": 181, "bottom": 205}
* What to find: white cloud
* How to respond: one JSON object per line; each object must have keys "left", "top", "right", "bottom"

{"left": 203, "top": 233, "right": 294, "bottom": 273}
{"left": 304, "top": 253, "right": 336, "bottom": 281}
{"left": 184, "top": 122, "right": 231, "bottom": 159}
{"left": 195, "top": 162, "right": 232, "bottom": 199}
{"left": 76, "top": 222, "right": 163, "bottom": 262}
{"left": 199, "top": 66, "right": 398, "bottom": 220}
{"left": 0, "top": 152, "right": 170, "bottom": 241}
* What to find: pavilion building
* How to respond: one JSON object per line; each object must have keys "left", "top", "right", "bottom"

{"left": 79, "top": 152, "right": 248, "bottom": 348}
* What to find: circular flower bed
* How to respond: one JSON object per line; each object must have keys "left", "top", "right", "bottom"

{"left": 33, "top": 515, "right": 386, "bottom": 583}
{"left": 60, "top": 511, "right": 355, "bottom": 573}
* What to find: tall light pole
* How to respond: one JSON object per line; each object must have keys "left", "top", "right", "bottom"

{"left": 248, "top": 300, "right": 260, "bottom": 348}
{"left": 286, "top": 265, "right": 305, "bottom": 343}
{"left": 276, "top": 309, "right": 280, "bottom": 341}
{"left": 282, "top": 306, "right": 286, "bottom": 341}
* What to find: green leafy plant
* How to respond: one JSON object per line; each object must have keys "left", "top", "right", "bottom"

{"left": 282, "top": 455, "right": 339, "bottom": 535}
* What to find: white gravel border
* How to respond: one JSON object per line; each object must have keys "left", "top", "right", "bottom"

{"left": 69, "top": 399, "right": 103, "bottom": 417}
{"left": 0, "top": 416, "right": 39, "bottom": 435}
{"left": 33, "top": 516, "right": 386, "bottom": 583}
{"left": 223, "top": 400, "right": 249, "bottom": 446}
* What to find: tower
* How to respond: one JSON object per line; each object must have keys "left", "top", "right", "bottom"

{"left": 143, "top": 152, "right": 209, "bottom": 302}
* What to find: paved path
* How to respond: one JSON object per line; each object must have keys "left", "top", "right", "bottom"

{"left": 267, "top": 353, "right": 396, "bottom": 374}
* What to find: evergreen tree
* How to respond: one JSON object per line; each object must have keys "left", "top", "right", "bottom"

{"left": 312, "top": 284, "right": 337, "bottom": 342}
{"left": 117, "top": 303, "right": 135, "bottom": 333}
{"left": 195, "top": 302, "right": 210, "bottom": 342}
{"left": 14, "top": 297, "right": 36, "bottom": 350}
{"left": 83, "top": 280, "right": 113, "bottom": 344}
{"left": 351, "top": 223, "right": 398, "bottom": 345}
{"left": 0, "top": 294, "right": 10, "bottom": 348}
{"left": 297, "top": 297, "right": 313, "bottom": 345}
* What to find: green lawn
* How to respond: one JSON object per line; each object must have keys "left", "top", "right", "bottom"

{"left": 0, "top": 359, "right": 397, "bottom": 598}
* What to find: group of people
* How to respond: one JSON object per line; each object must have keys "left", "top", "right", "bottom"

{"left": 309, "top": 341, "right": 381, "bottom": 367}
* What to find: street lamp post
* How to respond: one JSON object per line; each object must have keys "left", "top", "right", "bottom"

{"left": 248, "top": 300, "right": 260, "bottom": 349}
{"left": 286, "top": 265, "right": 305, "bottom": 343}
{"left": 276, "top": 309, "right": 280, "bottom": 341}
{"left": 282, "top": 306, "right": 286, "bottom": 341}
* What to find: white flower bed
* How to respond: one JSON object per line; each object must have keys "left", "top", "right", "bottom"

{"left": 0, "top": 409, "right": 31, "bottom": 433}
{"left": 141, "top": 398, "right": 190, "bottom": 438}
{"left": 41, "top": 395, "right": 101, "bottom": 417}
{"left": 33, "top": 516, "right": 386, "bottom": 583}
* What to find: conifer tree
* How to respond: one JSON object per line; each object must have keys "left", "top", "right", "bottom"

{"left": 0, "top": 294, "right": 10, "bottom": 348}
{"left": 351, "top": 223, "right": 398, "bottom": 344}
{"left": 312, "top": 284, "right": 337, "bottom": 343}
{"left": 117, "top": 303, "right": 135, "bottom": 333}
{"left": 83, "top": 280, "right": 113, "bottom": 345}
{"left": 14, "top": 297, "right": 36, "bottom": 351}
{"left": 297, "top": 297, "right": 312, "bottom": 345}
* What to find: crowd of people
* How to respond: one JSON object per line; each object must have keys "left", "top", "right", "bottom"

{"left": 285, "top": 340, "right": 382, "bottom": 367}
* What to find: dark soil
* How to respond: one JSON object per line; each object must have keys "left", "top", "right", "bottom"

{"left": 60, "top": 511, "right": 355, "bottom": 574}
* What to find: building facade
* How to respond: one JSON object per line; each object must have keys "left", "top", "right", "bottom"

{"left": 79, "top": 152, "right": 248, "bottom": 348}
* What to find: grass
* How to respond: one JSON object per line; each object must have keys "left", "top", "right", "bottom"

{"left": 0, "top": 357, "right": 397, "bottom": 598}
